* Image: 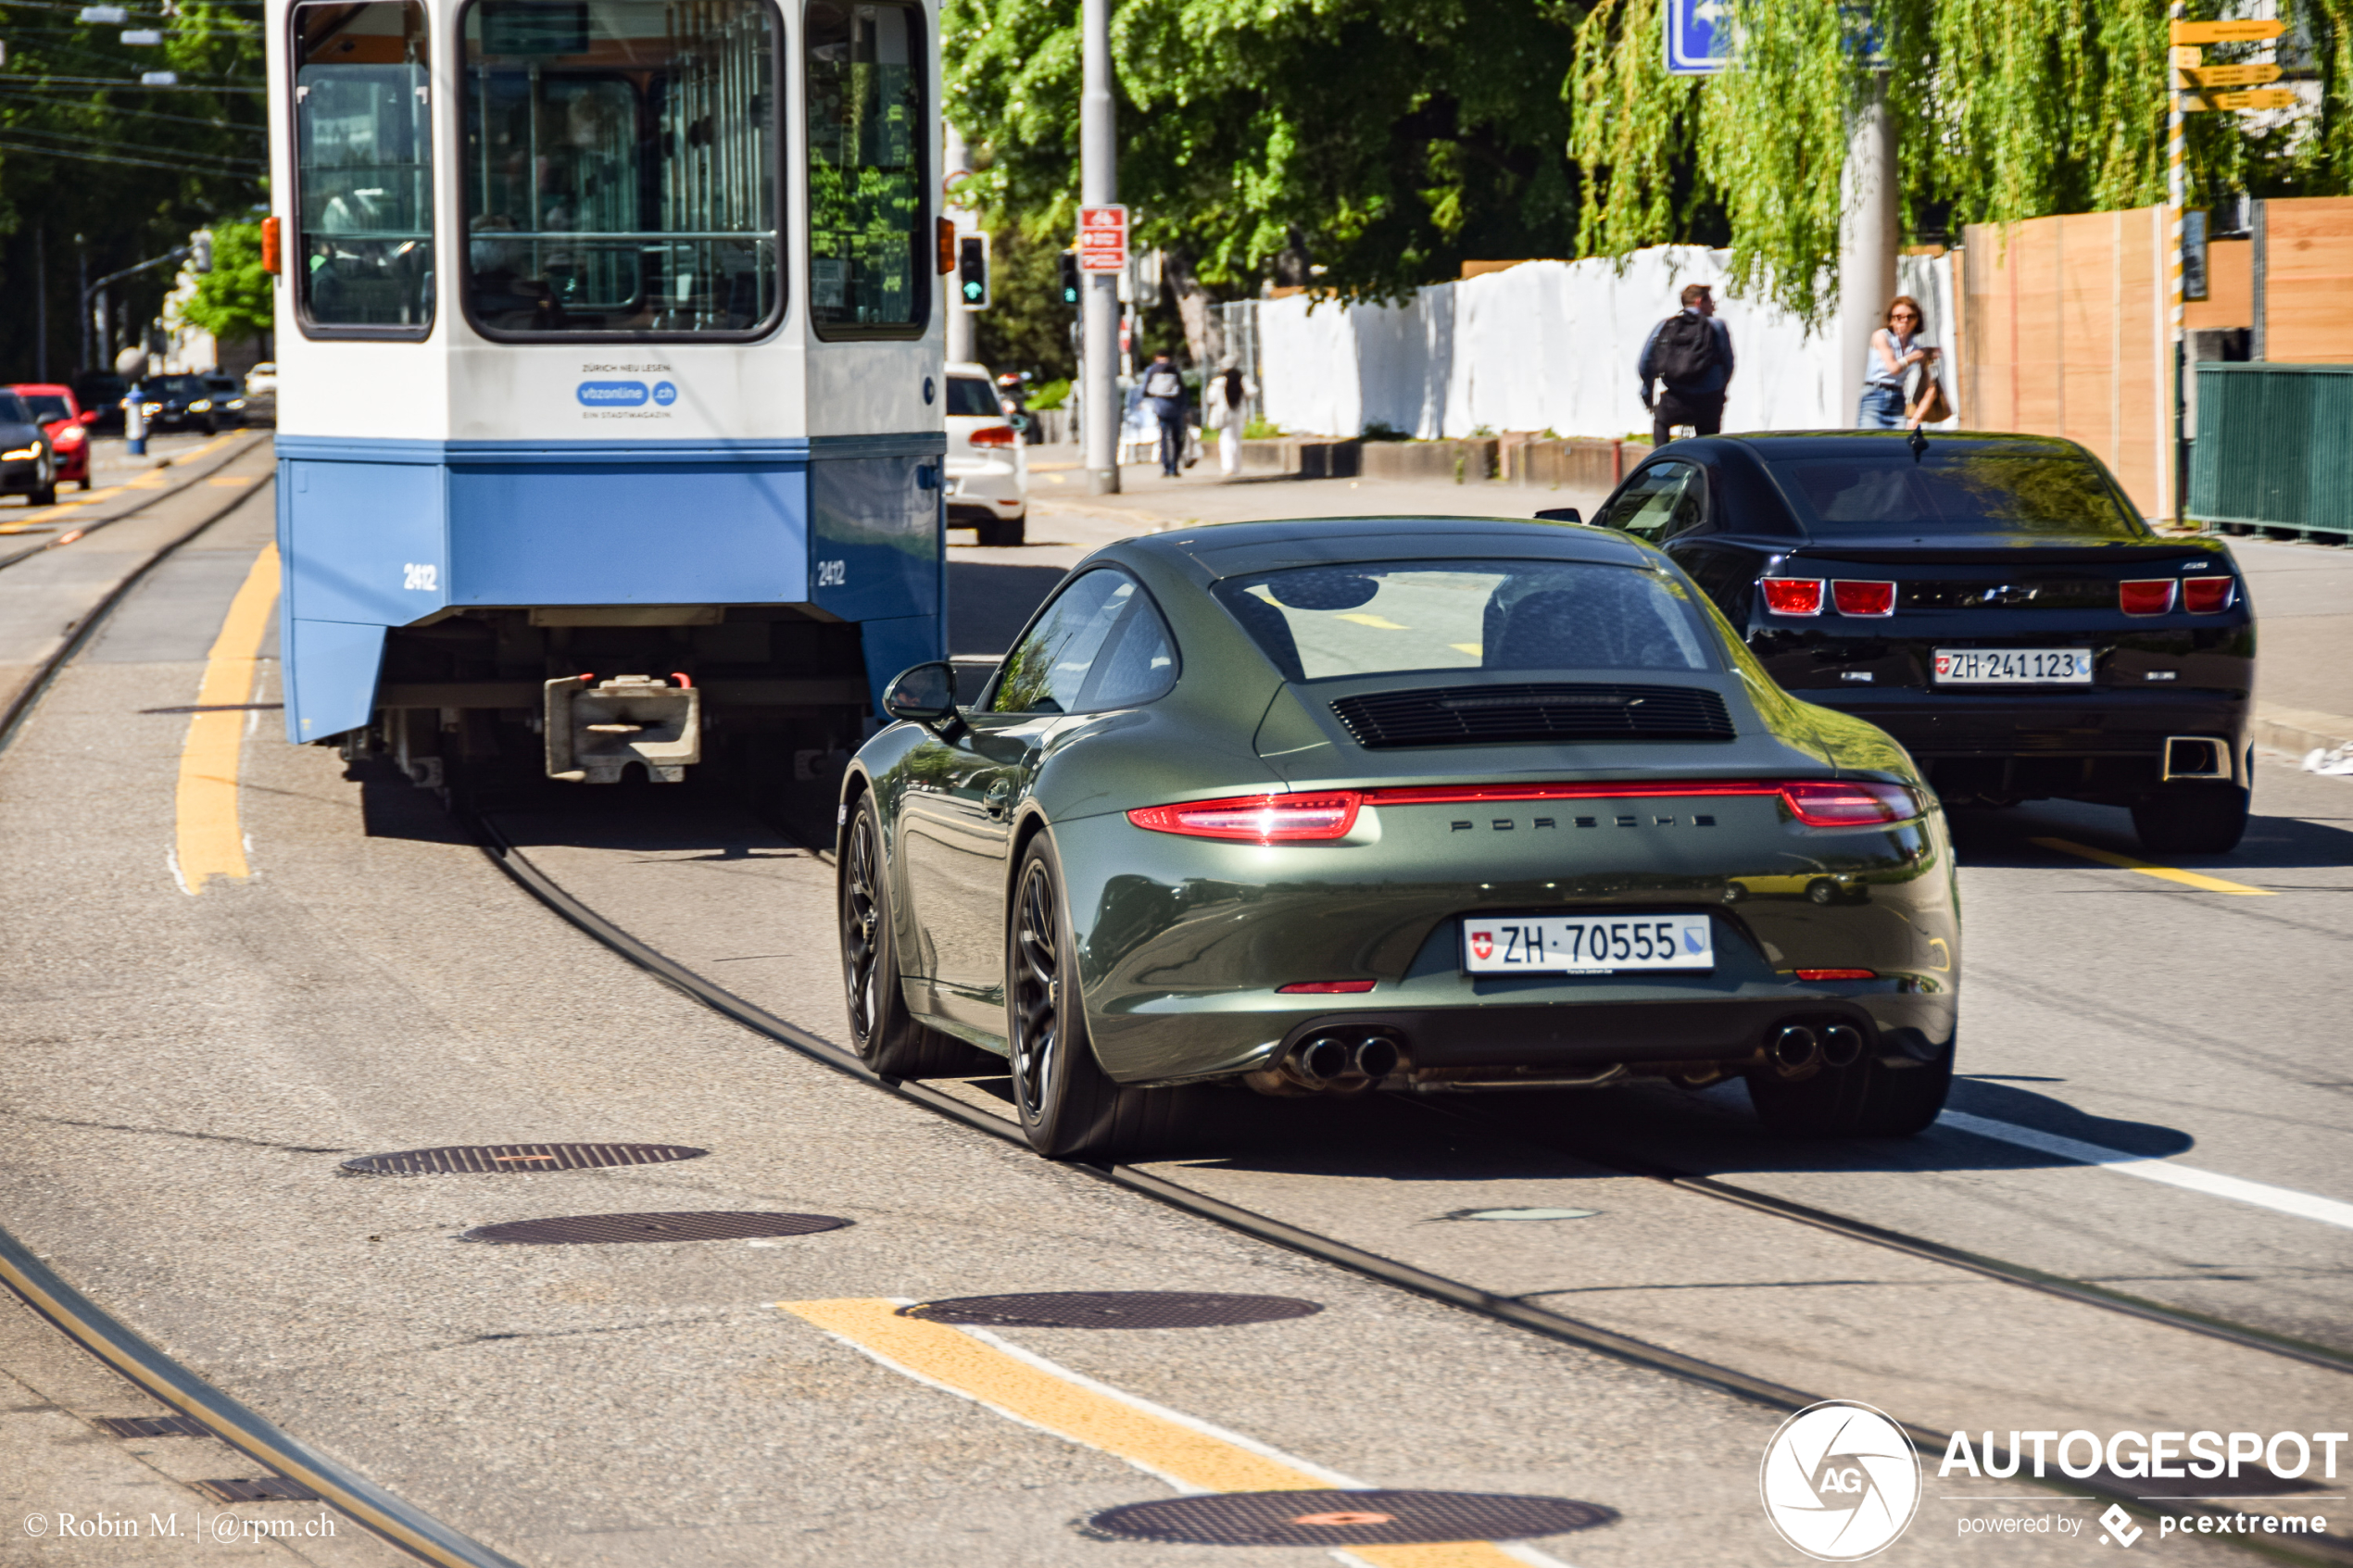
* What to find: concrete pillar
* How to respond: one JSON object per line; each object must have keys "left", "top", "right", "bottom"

{"left": 1080, "top": 0, "right": 1120, "bottom": 494}
{"left": 1837, "top": 88, "right": 1900, "bottom": 428}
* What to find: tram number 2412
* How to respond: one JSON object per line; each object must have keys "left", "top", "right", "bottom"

{"left": 402, "top": 562, "right": 440, "bottom": 592}
{"left": 816, "top": 559, "right": 848, "bottom": 587}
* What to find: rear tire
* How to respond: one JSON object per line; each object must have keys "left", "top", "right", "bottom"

{"left": 29, "top": 481, "right": 56, "bottom": 508}
{"left": 1748, "top": 1047, "right": 1953, "bottom": 1138}
{"left": 839, "top": 795, "right": 990, "bottom": 1079}
{"left": 2131, "top": 782, "right": 2249, "bottom": 856}
{"left": 1007, "top": 835, "right": 1190, "bottom": 1160}
{"left": 977, "top": 514, "right": 1026, "bottom": 547}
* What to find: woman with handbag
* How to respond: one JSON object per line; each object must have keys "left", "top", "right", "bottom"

{"left": 1858, "top": 295, "right": 1942, "bottom": 428}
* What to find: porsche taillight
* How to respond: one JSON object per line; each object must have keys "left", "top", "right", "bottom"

{"left": 1776, "top": 780, "right": 1922, "bottom": 827}
{"left": 2182, "top": 575, "right": 2234, "bottom": 613}
{"left": 1831, "top": 580, "right": 1895, "bottom": 617}
{"left": 1761, "top": 577, "right": 1824, "bottom": 616}
{"left": 2120, "top": 578, "right": 2178, "bottom": 616}
{"left": 1127, "top": 791, "right": 1363, "bottom": 842}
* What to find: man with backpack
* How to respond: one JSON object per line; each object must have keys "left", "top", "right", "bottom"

{"left": 1139, "top": 352, "right": 1189, "bottom": 477}
{"left": 1637, "top": 282, "right": 1735, "bottom": 448}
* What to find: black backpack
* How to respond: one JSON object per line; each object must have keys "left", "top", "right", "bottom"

{"left": 1654, "top": 313, "right": 1718, "bottom": 388}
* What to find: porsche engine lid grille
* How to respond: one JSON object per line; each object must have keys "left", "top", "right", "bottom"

{"left": 1330, "top": 683, "right": 1733, "bottom": 748}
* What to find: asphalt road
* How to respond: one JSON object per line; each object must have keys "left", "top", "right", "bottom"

{"left": 0, "top": 452, "right": 2344, "bottom": 1567}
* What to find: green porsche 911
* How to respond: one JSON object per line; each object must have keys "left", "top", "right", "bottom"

{"left": 838, "top": 518, "right": 1959, "bottom": 1159}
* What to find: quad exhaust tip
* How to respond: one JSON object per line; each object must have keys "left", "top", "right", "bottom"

{"left": 1769, "top": 1021, "right": 1868, "bottom": 1077}
{"left": 1268, "top": 1031, "right": 1409, "bottom": 1093}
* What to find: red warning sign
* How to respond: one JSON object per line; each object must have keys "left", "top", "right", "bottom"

{"left": 1077, "top": 205, "right": 1128, "bottom": 273}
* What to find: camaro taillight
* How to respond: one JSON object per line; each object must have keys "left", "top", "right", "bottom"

{"left": 968, "top": 424, "right": 1017, "bottom": 448}
{"left": 1831, "top": 580, "right": 1895, "bottom": 617}
{"left": 2120, "top": 578, "right": 2178, "bottom": 616}
{"left": 2182, "top": 575, "right": 2234, "bottom": 613}
{"left": 1777, "top": 780, "right": 1921, "bottom": 827}
{"left": 1127, "top": 791, "right": 1362, "bottom": 842}
{"left": 1761, "top": 577, "right": 1823, "bottom": 616}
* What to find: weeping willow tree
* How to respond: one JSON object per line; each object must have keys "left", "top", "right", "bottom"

{"left": 1568, "top": 0, "right": 2353, "bottom": 326}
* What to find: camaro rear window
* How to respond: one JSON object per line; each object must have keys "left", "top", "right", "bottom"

{"left": 1763, "top": 447, "right": 2146, "bottom": 538}
{"left": 1214, "top": 560, "right": 1712, "bottom": 683}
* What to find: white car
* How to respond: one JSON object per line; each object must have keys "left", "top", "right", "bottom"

{"left": 244, "top": 362, "right": 277, "bottom": 398}
{"left": 943, "top": 360, "right": 1027, "bottom": 546}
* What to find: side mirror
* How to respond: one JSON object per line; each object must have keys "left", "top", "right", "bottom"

{"left": 1533, "top": 507, "right": 1583, "bottom": 525}
{"left": 882, "top": 661, "right": 959, "bottom": 725}
{"left": 79, "top": 410, "right": 99, "bottom": 425}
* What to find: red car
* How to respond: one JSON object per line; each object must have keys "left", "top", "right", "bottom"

{"left": 10, "top": 384, "right": 96, "bottom": 490}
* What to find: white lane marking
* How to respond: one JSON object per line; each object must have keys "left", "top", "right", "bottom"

{"left": 1941, "top": 1110, "right": 2353, "bottom": 1233}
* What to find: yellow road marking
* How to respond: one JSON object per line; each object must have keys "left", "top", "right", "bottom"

{"left": 174, "top": 544, "right": 279, "bottom": 895}
{"left": 1451, "top": 642, "right": 1483, "bottom": 657}
{"left": 1338, "top": 612, "right": 1413, "bottom": 630}
{"left": 207, "top": 474, "right": 256, "bottom": 487}
{"left": 127, "top": 470, "right": 170, "bottom": 490}
{"left": 779, "top": 1298, "right": 1546, "bottom": 1568}
{"left": 2032, "top": 836, "right": 2273, "bottom": 896}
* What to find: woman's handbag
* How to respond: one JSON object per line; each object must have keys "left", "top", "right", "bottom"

{"left": 1905, "top": 359, "right": 1952, "bottom": 426}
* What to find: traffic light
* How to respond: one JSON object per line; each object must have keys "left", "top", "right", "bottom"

{"left": 956, "top": 233, "right": 990, "bottom": 310}
{"left": 190, "top": 232, "right": 212, "bottom": 274}
{"left": 1058, "top": 250, "right": 1080, "bottom": 307}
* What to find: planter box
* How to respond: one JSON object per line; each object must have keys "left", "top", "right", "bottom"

{"left": 1503, "top": 437, "right": 1649, "bottom": 491}
{"left": 1357, "top": 439, "right": 1497, "bottom": 483}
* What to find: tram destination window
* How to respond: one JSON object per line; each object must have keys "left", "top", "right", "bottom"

{"left": 293, "top": 1, "right": 434, "bottom": 336}
{"left": 805, "top": 1, "right": 926, "bottom": 336}
{"left": 460, "top": 0, "right": 782, "bottom": 338}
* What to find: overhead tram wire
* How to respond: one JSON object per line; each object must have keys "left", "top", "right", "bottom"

{"left": 0, "top": 135, "right": 259, "bottom": 174}
{"left": 0, "top": 124, "right": 262, "bottom": 167}
{"left": 0, "top": 71, "right": 265, "bottom": 91}
{"left": 0, "top": 89, "right": 267, "bottom": 132}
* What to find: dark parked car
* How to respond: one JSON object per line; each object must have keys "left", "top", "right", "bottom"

{"left": 1565, "top": 433, "right": 2253, "bottom": 855}
{"left": 136, "top": 374, "right": 227, "bottom": 434}
{"left": 73, "top": 372, "right": 127, "bottom": 435}
{"left": 0, "top": 391, "right": 59, "bottom": 507}
{"left": 841, "top": 519, "right": 1959, "bottom": 1159}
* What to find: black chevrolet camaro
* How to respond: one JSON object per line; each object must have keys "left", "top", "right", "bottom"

{"left": 1559, "top": 433, "right": 2255, "bottom": 854}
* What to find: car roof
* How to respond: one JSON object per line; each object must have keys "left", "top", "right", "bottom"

{"left": 1118, "top": 516, "right": 1657, "bottom": 583}
{"left": 1699, "top": 430, "right": 2089, "bottom": 460}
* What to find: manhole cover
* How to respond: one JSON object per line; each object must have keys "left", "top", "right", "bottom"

{"left": 459, "top": 1210, "right": 849, "bottom": 1245}
{"left": 340, "top": 1143, "right": 706, "bottom": 1176}
{"left": 901, "top": 1291, "right": 1322, "bottom": 1330}
{"left": 192, "top": 1478, "right": 322, "bottom": 1504}
{"left": 1086, "top": 1489, "right": 1616, "bottom": 1546}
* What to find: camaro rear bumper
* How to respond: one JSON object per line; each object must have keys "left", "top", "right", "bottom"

{"left": 1800, "top": 687, "right": 2247, "bottom": 757}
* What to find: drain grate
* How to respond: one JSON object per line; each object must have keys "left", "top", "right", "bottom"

{"left": 340, "top": 1143, "right": 706, "bottom": 1176}
{"left": 459, "top": 1210, "right": 849, "bottom": 1245}
{"left": 94, "top": 1415, "right": 209, "bottom": 1438}
{"left": 901, "top": 1291, "right": 1321, "bottom": 1330}
{"left": 1086, "top": 1489, "right": 1616, "bottom": 1547}
{"left": 191, "top": 1478, "right": 323, "bottom": 1504}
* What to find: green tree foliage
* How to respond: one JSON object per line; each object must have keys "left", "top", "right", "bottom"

{"left": 944, "top": 0, "right": 1584, "bottom": 300}
{"left": 0, "top": 0, "right": 264, "bottom": 375}
{"left": 1567, "top": 0, "right": 2353, "bottom": 325}
{"left": 182, "top": 220, "right": 271, "bottom": 344}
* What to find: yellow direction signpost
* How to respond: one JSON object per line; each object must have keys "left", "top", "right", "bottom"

{"left": 2181, "top": 62, "right": 2283, "bottom": 87}
{"left": 2170, "top": 18, "right": 2286, "bottom": 43}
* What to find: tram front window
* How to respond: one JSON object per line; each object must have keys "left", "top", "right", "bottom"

{"left": 460, "top": 0, "right": 781, "bottom": 337}
{"left": 293, "top": 1, "right": 434, "bottom": 334}
{"left": 805, "top": 0, "right": 925, "bottom": 335}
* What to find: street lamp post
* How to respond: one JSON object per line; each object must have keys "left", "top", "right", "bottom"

{"left": 1079, "top": 0, "right": 1120, "bottom": 495}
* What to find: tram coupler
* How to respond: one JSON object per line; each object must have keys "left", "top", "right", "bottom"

{"left": 545, "top": 674, "right": 700, "bottom": 784}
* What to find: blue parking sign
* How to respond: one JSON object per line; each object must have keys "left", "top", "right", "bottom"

{"left": 1667, "top": 0, "right": 1731, "bottom": 74}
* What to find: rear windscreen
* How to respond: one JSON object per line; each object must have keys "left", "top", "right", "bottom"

{"left": 945, "top": 378, "right": 999, "bottom": 418}
{"left": 1764, "top": 446, "right": 2146, "bottom": 538}
{"left": 1214, "top": 559, "right": 1712, "bottom": 682}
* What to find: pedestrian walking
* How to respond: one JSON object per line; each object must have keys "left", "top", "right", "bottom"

{"left": 1206, "top": 355, "right": 1253, "bottom": 477}
{"left": 1140, "top": 352, "right": 1189, "bottom": 477}
{"left": 1859, "top": 295, "right": 1940, "bottom": 429}
{"left": 1637, "top": 282, "right": 1734, "bottom": 448}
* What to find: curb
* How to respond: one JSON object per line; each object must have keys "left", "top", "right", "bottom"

{"left": 2253, "top": 706, "right": 2353, "bottom": 759}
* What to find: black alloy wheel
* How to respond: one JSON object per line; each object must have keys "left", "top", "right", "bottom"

{"left": 2131, "top": 781, "right": 2251, "bottom": 857}
{"left": 29, "top": 458, "right": 55, "bottom": 508}
{"left": 1747, "top": 1047, "right": 1954, "bottom": 1138}
{"left": 1006, "top": 837, "right": 1189, "bottom": 1160}
{"left": 838, "top": 795, "right": 985, "bottom": 1079}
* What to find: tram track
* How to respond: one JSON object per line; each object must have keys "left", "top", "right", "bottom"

{"left": 0, "top": 431, "right": 267, "bottom": 573}
{"left": 466, "top": 806, "right": 2353, "bottom": 1567}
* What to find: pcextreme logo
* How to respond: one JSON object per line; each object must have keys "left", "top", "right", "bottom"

{"left": 1761, "top": 1400, "right": 1923, "bottom": 1561}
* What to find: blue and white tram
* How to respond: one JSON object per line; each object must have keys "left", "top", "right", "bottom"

{"left": 263, "top": 0, "right": 948, "bottom": 799}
